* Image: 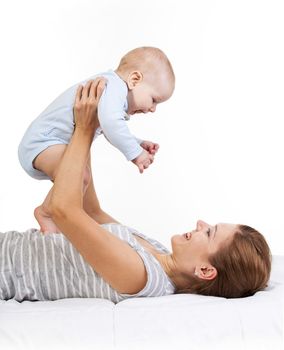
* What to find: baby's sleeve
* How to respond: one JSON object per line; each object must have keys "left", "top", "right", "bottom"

{"left": 98, "top": 81, "right": 143, "bottom": 161}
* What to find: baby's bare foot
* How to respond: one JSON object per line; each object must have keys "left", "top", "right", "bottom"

{"left": 34, "top": 206, "right": 61, "bottom": 234}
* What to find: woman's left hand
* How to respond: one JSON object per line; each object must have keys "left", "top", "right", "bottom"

{"left": 73, "top": 78, "right": 106, "bottom": 134}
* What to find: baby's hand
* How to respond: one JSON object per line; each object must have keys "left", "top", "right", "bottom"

{"left": 140, "top": 140, "right": 159, "bottom": 155}
{"left": 132, "top": 150, "right": 154, "bottom": 174}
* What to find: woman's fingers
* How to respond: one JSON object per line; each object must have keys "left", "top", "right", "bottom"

{"left": 89, "top": 78, "right": 105, "bottom": 100}
{"left": 95, "top": 79, "right": 106, "bottom": 100}
{"left": 75, "top": 85, "right": 83, "bottom": 105}
{"left": 73, "top": 78, "right": 106, "bottom": 131}
{"left": 81, "top": 80, "right": 93, "bottom": 101}
{"left": 89, "top": 79, "right": 97, "bottom": 100}
{"left": 76, "top": 78, "right": 106, "bottom": 104}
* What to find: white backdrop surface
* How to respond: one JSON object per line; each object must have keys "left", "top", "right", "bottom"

{"left": 0, "top": 0, "right": 283, "bottom": 254}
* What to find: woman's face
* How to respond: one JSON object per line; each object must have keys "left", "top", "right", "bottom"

{"left": 171, "top": 220, "right": 238, "bottom": 276}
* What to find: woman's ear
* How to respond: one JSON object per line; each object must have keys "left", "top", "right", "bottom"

{"left": 127, "top": 71, "right": 143, "bottom": 90}
{"left": 195, "top": 264, "right": 217, "bottom": 281}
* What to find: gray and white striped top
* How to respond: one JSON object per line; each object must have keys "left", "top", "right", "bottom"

{"left": 0, "top": 223, "right": 175, "bottom": 303}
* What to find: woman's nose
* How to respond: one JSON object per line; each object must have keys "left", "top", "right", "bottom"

{"left": 197, "top": 220, "right": 208, "bottom": 230}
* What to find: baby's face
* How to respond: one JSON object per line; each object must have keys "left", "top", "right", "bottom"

{"left": 127, "top": 76, "right": 174, "bottom": 115}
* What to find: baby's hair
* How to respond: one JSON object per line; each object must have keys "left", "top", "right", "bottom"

{"left": 117, "top": 46, "right": 175, "bottom": 83}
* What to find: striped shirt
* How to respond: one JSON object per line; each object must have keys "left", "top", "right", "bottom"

{"left": 0, "top": 223, "right": 175, "bottom": 303}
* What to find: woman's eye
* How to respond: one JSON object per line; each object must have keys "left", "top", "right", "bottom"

{"left": 206, "top": 228, "right": 210, "bottom": 237}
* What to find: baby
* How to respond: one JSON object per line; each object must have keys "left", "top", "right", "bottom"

{"left": 18, "top": 46, "right": 175, "bottom": 233}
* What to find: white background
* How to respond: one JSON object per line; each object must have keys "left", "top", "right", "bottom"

{"left": 0, "top": 0, "right": 283, "bottom": 254}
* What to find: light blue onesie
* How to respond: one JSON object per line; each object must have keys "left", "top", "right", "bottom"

{"left": 18, "top": 70, "right": 143, "bottom": 180}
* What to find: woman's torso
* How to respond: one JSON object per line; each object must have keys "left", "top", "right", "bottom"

{"left": 0, "top": 224, "right": 175, "bottom": 303}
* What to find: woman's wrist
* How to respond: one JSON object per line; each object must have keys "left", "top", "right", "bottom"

{"left": 74, "top": 125, "right": 95, "bottom": 142}
{"left": 50, "top": 129, "right": 93, "bottom": 211}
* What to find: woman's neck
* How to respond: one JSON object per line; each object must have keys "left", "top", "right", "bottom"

{"left": 154, "top": 253, "right": 188, "bottom": 289}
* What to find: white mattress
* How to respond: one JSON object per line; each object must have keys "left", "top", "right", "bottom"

{"left": 0, "top": 256, "right": 283, "bottom": 350}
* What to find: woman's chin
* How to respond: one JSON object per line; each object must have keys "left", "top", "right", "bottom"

{"left": 171, "top": 234, "right": 185, "bottom": 244}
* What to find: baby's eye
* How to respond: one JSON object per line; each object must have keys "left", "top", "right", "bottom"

{"left": 206, "top": 228, "right": 210, "bottom": 237}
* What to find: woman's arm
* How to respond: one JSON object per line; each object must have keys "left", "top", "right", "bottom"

{"left": 83, "top": 155, "right": 120, "bottom": 224}
{"left": 48, "top": 79, "right": 147, "bottom": 294}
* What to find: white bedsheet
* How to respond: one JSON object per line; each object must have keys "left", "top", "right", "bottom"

{"left": 0, "top": 256, "right": 283, "bottom": 350}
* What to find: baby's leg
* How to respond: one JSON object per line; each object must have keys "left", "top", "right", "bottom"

{"left": 33, "top": 144, "right": 67, "bottom": 180}
{"left": 33, "top": 145, "right": 66, "bottom": 233}
{"left": 33, "top": 145, "right": 92, "bottom": 233}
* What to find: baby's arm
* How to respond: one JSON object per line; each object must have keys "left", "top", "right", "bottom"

{"left": 99, "top": 113, "right": 143, "bottom": 161}
{"left": 98, "top": 82, "right": 144, "bottom": 162}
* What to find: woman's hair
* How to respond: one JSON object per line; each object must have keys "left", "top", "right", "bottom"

{"left": 175, "top": 225, "right": 272, "bottom": 298}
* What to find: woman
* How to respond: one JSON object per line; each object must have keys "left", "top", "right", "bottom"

{"left": 0, "top": 79, "right": 271, "bottom": 303}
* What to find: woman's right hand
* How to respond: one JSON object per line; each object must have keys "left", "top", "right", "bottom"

{"left": 73, "top": 78, "right": 106, "bottom": 134}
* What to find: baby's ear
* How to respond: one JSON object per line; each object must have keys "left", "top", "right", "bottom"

{"left": 127, "top": 71, "right": 143, "bottom": 89}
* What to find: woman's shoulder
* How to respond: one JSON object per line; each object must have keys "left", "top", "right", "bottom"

{"left": 101, "top": 222, "right": 170, "bottom": 252}
{"left": 100, "top": 222, "right": 136, "bottom": 243}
